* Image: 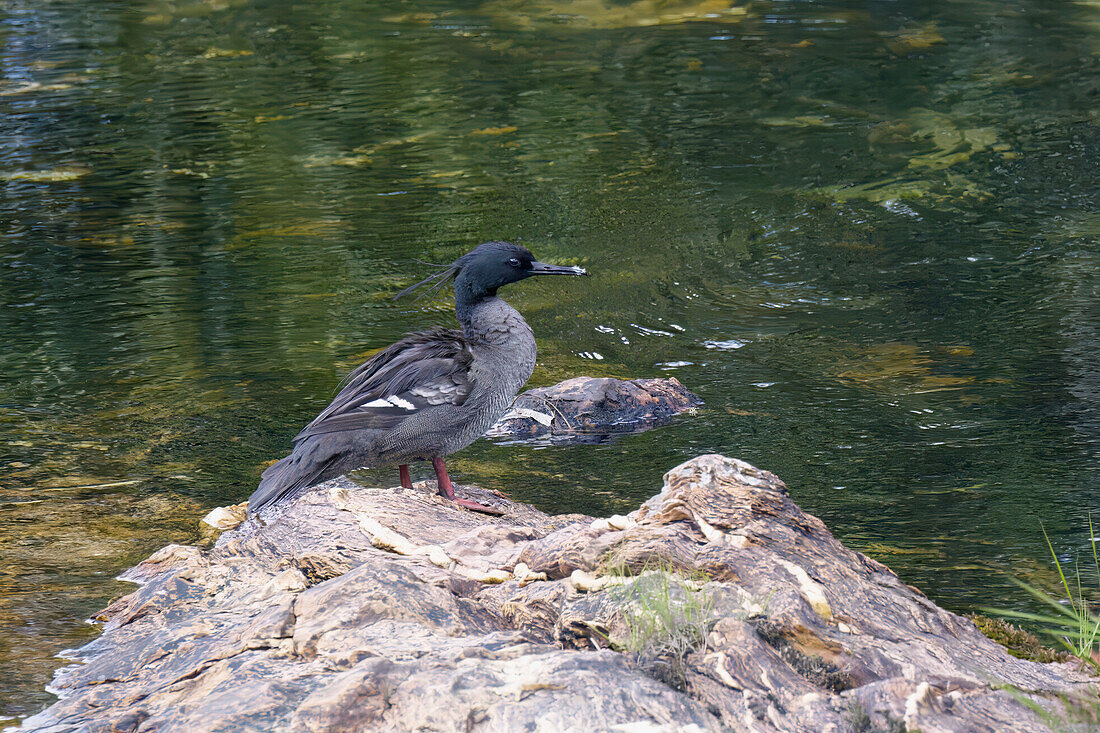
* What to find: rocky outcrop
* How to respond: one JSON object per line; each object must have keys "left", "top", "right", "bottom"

{"left": 486, "top": 376, "right": 702, "bottom": 443}
{"left": 17, "top": 455, "right": 1097, "bottom": 732}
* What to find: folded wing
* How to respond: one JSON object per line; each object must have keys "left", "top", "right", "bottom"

{"left": 294, "top": 328, "right": 473, "bottom": 441}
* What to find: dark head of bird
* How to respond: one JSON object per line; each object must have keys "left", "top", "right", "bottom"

{"left": 396, "top": 241, "right": 588, "bottom": 306}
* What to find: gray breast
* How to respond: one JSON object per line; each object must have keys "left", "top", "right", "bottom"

{"left": 380, "top": 296, "right": 537, "bottom": 461}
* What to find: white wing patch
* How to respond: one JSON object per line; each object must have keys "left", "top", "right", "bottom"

{"left": 364, "top": 397, "right": 416, "bottom": 410}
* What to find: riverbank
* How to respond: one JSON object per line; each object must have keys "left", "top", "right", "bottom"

{"left": 15, "top": 453, "right": 1096, "bottom": 732}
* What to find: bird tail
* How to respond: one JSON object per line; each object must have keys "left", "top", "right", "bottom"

{"left": 247, "top": 449, "right": 335, "bottom": 516}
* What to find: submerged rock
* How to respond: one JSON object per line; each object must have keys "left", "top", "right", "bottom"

{"left": 17, "top": 455, "right": 1097, "bottom": 732}
{"left": 487, "top": 376, "right": 702, "bottom": 443}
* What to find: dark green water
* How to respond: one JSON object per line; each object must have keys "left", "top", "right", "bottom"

{"left": 1, "top": 0, "right": 1098, "bottom": 719}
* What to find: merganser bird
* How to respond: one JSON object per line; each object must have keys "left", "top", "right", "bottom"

{"left": 247, "top": 241, "right": 588, "bottom": 515}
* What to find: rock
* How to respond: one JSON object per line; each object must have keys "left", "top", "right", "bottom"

{"left": 16, "top": 455, "right": 1097, "bottom": 732}
{"left": 486, "top": 376, "right": 702, "bottom": 443}
{"left": 202, "top": 501, "right": 248, "bottom": 530}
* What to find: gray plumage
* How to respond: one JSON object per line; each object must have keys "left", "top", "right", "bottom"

{"left": 248, "top": 241, "right": 587, "bottom": 514}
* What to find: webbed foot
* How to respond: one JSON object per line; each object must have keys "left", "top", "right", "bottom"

{"left": 432, "top": 456, "right": 505, "bottom": 515}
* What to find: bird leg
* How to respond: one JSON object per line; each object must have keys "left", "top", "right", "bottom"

{"left": 432, "top": 457, "right": 504, "bottom": 515}
{"left": 399, "top": 464, "right": 412, "bottom": 489}
{"left": 431, "top": 457, "right": 455, "bottom": 500}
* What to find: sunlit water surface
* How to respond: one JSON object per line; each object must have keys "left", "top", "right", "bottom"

{"left": 1, "top": 0, "right": 1098, "bottom": 719}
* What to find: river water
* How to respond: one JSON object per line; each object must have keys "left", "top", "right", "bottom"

{"left": 1, "top": 0, "right": 1098, "bottom": 719}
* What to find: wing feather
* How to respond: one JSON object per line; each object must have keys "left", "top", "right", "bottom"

{"left": 293, "top": 328, "right": 472, "bottom": 441}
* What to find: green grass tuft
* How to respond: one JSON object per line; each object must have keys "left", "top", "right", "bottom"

{"left": 983, "top": 517, "right": 1100, "bottom": 671}
{"left": 607, "top": 559, "right": 716, "bottom": 690}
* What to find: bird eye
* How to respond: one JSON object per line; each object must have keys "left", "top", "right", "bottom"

{"left": 508, "top": 257, "right": 521, "bottom": 268}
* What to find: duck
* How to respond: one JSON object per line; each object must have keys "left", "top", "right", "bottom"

{"left": 247, "top": 241, "right": 588, "bottom": 515}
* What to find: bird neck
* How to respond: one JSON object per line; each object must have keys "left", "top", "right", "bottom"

{"left": 454, "top": 277, "right": 496, "bottom": 332}
{"left": 455, "top": 289, "right": 537, "bottom": 398}
{"left": 455, "top": 291, "right": 532, "bottom": 348}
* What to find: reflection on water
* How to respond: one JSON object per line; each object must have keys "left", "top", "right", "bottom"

{"left": 2, "top": 0, "right": 1098, "bottom": 718}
